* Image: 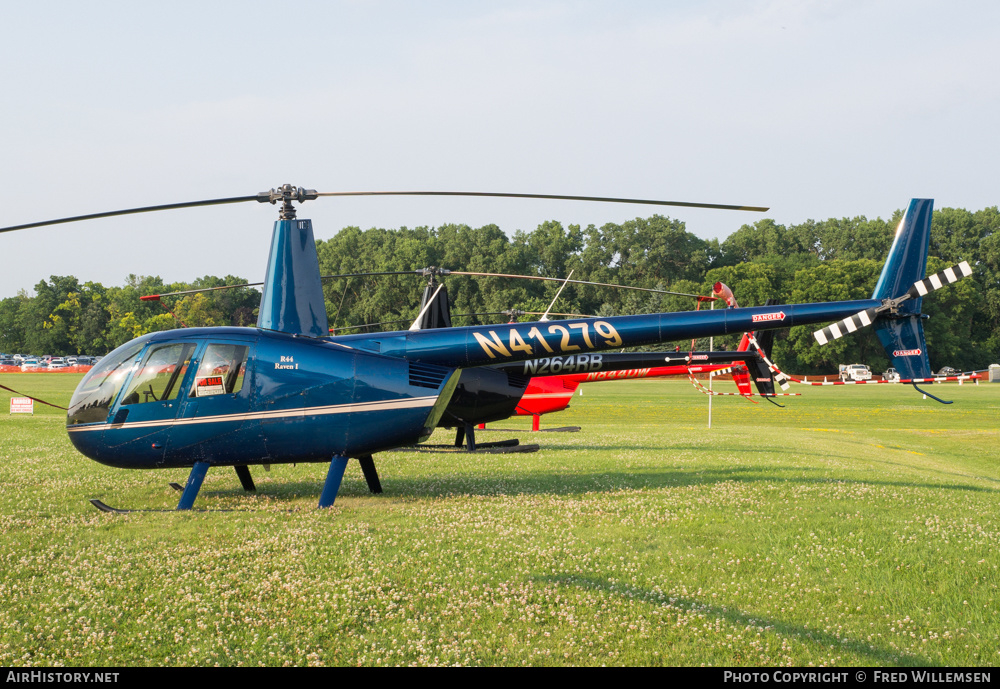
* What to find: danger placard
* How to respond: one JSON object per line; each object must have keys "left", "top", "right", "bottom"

{"left": 752, "top": 311, "right": 786, "bottom": 323}
{"left": 10, "top": 397, "right": 34, "bottom": 414}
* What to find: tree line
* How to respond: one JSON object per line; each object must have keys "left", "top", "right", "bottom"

{"left": 1, "top": 206, "right": 997, "bottom": 374}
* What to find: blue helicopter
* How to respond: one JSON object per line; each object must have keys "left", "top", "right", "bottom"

{"left": 141, "top": 272, "right": 778, "bottom": 460}
{"left": 2, "top": 187, "right": 971, "bottom": 511}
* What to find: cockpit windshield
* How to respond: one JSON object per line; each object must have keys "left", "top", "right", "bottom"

{"left": 67, "top": 338, "right": 147, "bottom": 425}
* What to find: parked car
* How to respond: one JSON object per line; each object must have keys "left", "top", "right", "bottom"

{"left": 20, "top": 359, "right": 40, "bottom": 371}
{"left": 937, "top": 366, "right": 957, "bottom": 377}
{"left": 882, "top": 367, "right": 900, "bottom": 382}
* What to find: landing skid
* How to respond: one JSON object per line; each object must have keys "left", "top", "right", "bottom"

{"left": 88, "top": 498, "right": 232, "bottom": 514}
{"left": 400, "top": 439, "right": 540, "bottom": 454}
{"left": 483, "top": 426, "right": 581, "bottom": 433}
{"left": 89, "top": 499, "right": 140, "bottom": 514}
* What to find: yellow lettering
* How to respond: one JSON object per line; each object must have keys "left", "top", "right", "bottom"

{"left": 548, "top": 324, "right": 580, "bottom": 352}
{"left": 509, "top": 329, "right": 533, "bottom": 355}
{"left": 569, "top": 323, "right": 595, "bottom": 348}
{"left": 473, "top": 331, "right": 512, "bottom": 359}
{"left": 594, "top": 321, "right": 623, "bottom": 347}
{"left": 527, "top": 326, "right": 555, "bottom": 353}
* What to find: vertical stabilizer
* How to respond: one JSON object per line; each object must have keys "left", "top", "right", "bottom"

{"left": 872, "top": 199, "right": 932, "bottom": 309}
{"left": 257, "top": 219, "right": 329, "bottom": 337}
{"left": 871, "top": 199, "right": 933, "bottom": 380}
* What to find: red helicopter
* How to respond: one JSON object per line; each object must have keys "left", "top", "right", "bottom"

{"left": 502, "top": 283, "right": 782, "bottom": 429}
{"left": 504, "top": 335, "right": 766, "bottom": 431}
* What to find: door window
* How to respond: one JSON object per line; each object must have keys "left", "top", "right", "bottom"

{"left": 120, "top": 343, "right": 197, "bottom": 405}
{"left": 191, "top": 344, "right": 250, "bottom": 397}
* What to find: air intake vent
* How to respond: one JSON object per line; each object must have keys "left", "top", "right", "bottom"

{"left": 409, "top": 362, "right": 451, "bottom": 389}
{"left": 505, "top": 371, "right": 530, "bottom": 391}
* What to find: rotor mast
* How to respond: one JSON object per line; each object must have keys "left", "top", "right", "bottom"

{"left": 256, "top": 185, "right": 328, "bottom": 337}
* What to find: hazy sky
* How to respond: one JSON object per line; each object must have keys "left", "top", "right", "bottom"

{"left": 1, "top": 0, "right": 997, "bottom": 298}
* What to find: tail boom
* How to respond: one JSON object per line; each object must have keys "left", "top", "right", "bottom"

{"left": 338, "top": 299, "right": 880, "bottom": 369}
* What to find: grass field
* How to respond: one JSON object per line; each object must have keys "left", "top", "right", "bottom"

{"left": 1, "top": 372, "right": 998, "bottom": 667}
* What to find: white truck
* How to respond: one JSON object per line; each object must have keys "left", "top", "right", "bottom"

{"left": 839, "top": 363, "right": 872, "bottom": 382}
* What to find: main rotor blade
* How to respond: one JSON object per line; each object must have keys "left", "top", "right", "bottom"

{"left": 452, "top": 310, "right": 598, "bottom": 320}
{"left": 143, "top": 268, "right": 715, "bottom": 302}
{"left": 449, "top": 271, "right": 715, "bottom": 300}
{"left": 1, "top": 195, "right": 260, "bottom": 234}
{"left": 316, "top": 191, "right": 768, "bottom": 212}
{"left": 141, "top": 270, "right": 425, "bottom": 301}
{"left": 141, "top": 282, "right": 264, "bottom": 301}
{"left": 523, "top": 311, "right": 596, "bottom": 318}
{"left": 334, "top": 309, "right": 602, "bottom": 333}
{"left": 3, "top": 187, "right": 767, "bottom": 234}
{"left": 330, "top": 319, "right": 414, "bottom": 333}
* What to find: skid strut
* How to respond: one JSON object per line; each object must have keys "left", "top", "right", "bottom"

{"left": 177, "top": 461, "right": 210, "bottom": 510}
{"left": 454, "top": 423, "right": 478, "bottom": 451}
{"left": 234, "top": 465, "right": 256, "bottom": 492}
{"left": 319, "top": 455, "right": 350, "bottom": 508}
{"left": 358, "top": 455, "right": 383, "bottom": 494}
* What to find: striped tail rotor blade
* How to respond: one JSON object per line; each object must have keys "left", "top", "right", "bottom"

{"left": 906, "top": 261, "right": 973, "bottom": 299}
{"left": 773, "top": 369, "right": 792, "bottom": 390}
{"left": 813, "top": 307, "right": 878, "bottom": 345}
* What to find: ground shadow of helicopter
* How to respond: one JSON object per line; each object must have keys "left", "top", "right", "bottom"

{"left": 1, "top": 188, "right": 970, "bottom": 511}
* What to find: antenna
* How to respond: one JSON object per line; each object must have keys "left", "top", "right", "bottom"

{"left": 539, "top": 270, "right": 575, "bottom": 322}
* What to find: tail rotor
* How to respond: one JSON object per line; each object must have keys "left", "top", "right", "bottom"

{"left": 809, "top": 198, "right": 974, "bottom": 401}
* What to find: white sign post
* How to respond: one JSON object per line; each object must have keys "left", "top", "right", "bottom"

{"left": 708, "top": 300, "right": 714, "bottom": 429}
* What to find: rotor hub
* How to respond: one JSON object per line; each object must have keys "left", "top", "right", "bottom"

{"left": 256, "top": 184, "right": 319, "bottom": 220}
{"left": 877, "top": 294, "right": 912, "bottom": 317}
{"left": 415, "top": 266, "right": 452, "bottom": 284}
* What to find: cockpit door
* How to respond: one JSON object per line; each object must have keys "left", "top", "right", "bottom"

{"left": 165, "top": 340, "right": 263, "bottom": 465}
{"left": 102, "top": 341, "right": 197, "bottom": 466}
